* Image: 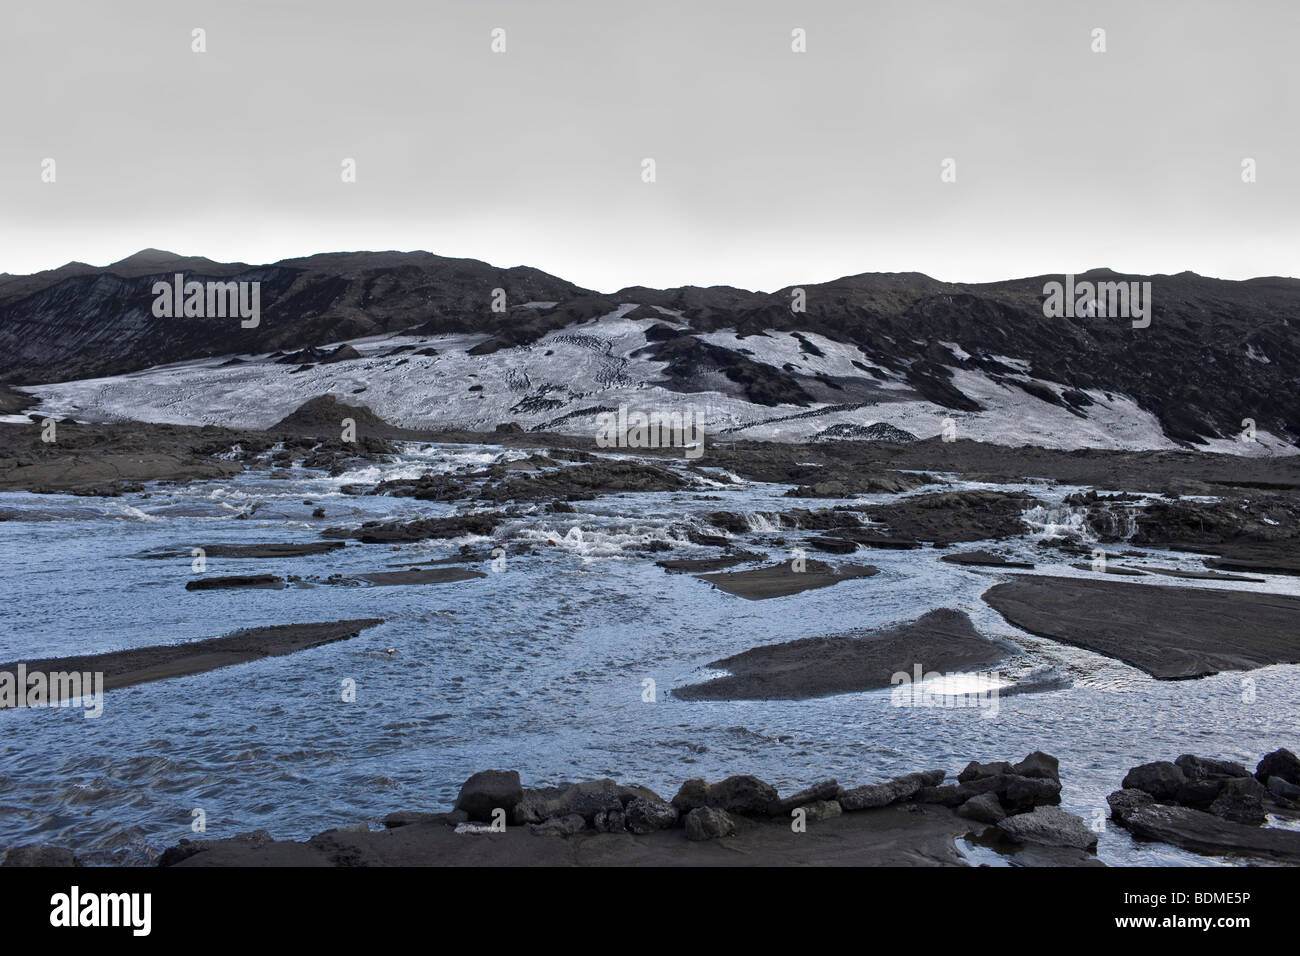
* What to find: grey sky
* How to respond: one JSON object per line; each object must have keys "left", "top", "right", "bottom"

{"left": 2, "top": 0, "right": 1296, "bottom": 291}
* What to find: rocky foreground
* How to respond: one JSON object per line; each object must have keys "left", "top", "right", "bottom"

{"left": 6, "top": 749, "right": 1297, "bottom": 867}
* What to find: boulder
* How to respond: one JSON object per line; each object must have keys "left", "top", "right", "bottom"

{"left": 957, "top": 792, "right": 1006, "bottom": 824}
{"left": 1256, "top": 748, "right": 1300, "bottom": 787}
{"left": 1, "top": 845, "right": 77, "bottom": 867}
{"left": 706, "top": 775, "right": 779, "bottom": 815}
{"left": 913, "top": 785, "right": 965, "bottom": 808}
{"left": 685, "top": 807, "right": 736, "bottom": 841}
{"left": 1174, "top": 779, "right": 1225, "bottom": 811}
{"left": 1122, "top": 761, "right": 1187, "bottom": 800}
{"left": 1001, "top": 775, "right": 1062, "bottom": 813}
{"left": 997, "top": 806, "right": 1098, "bottom": 850}
{"left": 454, "top": 770, "right": 522, "bottom": 822}
{"left": 1208, "top": 776, "right": 1268, "bottom": 826}
{"left": 625, "top": 798, "right": 679, "bottom": 834}
{"left": 1107, "top": 788, "right": 1155, "bottom": 823}
{"left": 957, "top": 760, "right": 1015, "bottom": 783}
{"left": 1174, "top": 754, "right": 1250, "bottom": 781}
{"left": 1266, "top": 775, "right": 1300, "bottom": 801}
{"left": 1111, "top": 801, "right": 1300, "bottom": 864}
{"left": 592, "top": 809, "right": 626, "bottom": 833}
{"left": 1011, "top": 751, "right": 1061, "bottom": 782}
{"left": 840, "top": 770, "right": 944, "bottom": 811}
{"left": 671, "top": 778, "right": 711, "bottom": 816}
{"left": 513, "top": 779, "right": 625, "bottom": 825}
{"left": 773, "top": 779, "right": 842, "bottom": 815}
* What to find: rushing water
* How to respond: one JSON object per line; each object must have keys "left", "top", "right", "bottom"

{"left": 1, "top": 443, "right": 1297, "bottom": 866}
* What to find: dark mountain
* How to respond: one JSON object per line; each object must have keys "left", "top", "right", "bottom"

{"left": 0, "top": 249, "right": 589, "bottom": 383}
{"left": 0, "top": 251, "right": 1297, "bottom": 446}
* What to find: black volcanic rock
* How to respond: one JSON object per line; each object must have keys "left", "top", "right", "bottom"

{"left": 272, "top": 395, "right": 403, "bottom": 439}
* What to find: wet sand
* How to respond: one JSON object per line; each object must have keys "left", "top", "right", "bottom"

{"left": 674, "top": 609, "right": 1008, "bottom": 700}
{"left": 695, "top": 560, "right": 879, "bottom": 600}
{"left": 185, "top": 574, "right": 286, "bottom": 590}
{"left": 137, "top": 542, "right": 347, "bottom": 560}
{"left": 164, "top": 804, "right": 977, "bottom": 867}
{"left": 983, "top": 576, "right": 1300, "bottom": 679}
{"left": 360, "top": 567, "right": 487, "bottom": 586}
{"left": 0, "top": 619, "right": 384, "bottom": 701}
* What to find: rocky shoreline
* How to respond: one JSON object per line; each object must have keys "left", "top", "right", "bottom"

{"left": 6, "top": 748, "right": 1296, "bottom": 867}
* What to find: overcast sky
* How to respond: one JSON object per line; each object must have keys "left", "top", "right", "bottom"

{"left": 2, "top": 0, "right": 1296, "bottom": 291}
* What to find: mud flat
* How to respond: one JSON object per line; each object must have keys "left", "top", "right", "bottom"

{"left": 359, "top": 568, "right": 486, "bottom": 586}
{"left": 674, "top": 609, "right": 1008, "bottom": 701}
{"left": 136, "top": 542, "right": 347, "bottom": 560}
{"left": 185, "top": 574, "right": 286, "bottom": 590}
{"left": 983, "top": 576, "right": 1300, "bottom": 679}
{"left": 0, "top": 619, "right": 384, "bottom": 700}
{"left": 158, "top": 803, "right": 975, "bottom": 867}
{"left": 695, "top": 560, "right": 878, "bottom": 600}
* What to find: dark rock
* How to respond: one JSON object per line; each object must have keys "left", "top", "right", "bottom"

{"left": 1011, "top": 751, "right": 1060, "bottom": 782}
{"left": 997, "top": 806, "right": 1098, "bottom": 850}
{"left": 1267, "top": 776, "right": 1300, "bottom": 801}
{"left": 1122, "top": 761, "right": 1187, "bottom": 800}
{"left": 592, "top": 809, "right": 627, "bottom": 833}
{"left": 1256, "top": 748, "right": 1300, "bottom": 787}
{"left": 840, "top": 770, "right": 943, "bottom": 811}
{"left": 1107, "top": 788, "right": 1155, "bottom": 823}
{"left": 454, "top": 770, "right": 522, "bottom": 822}
{"left": 706, "top": 775, "right": 779, "bottom": 815}
{"left": 324, "top": 513, "right": 504, "bottom": 544}
{"left": 773, "top": 779, "right": 842, "bottom": 814}
{"left": 957, "top": 792, "right": 1006, "bottom": 824}
{"left": 624, "top": 798, "right": 679, "bottom": 834}
{"left": 957, "top": 760, "right": 1015, "bottom": 783}
{"left": 684, "top": 807, "right": 736, "bottom": 841}
{"left": 670, "top": 778, "right": 711, "bottom": 816}
{"left": 185, "top": 573, "right": 285, "bottom": 591}
{"left": 1174, "top": 779, "right": 1226, "bottom": 810}
{"left": 1, "top": 845, "right": 77, "bottom": 867}
{"left": 1175, "top": 754, "right": 1250, "bottom": 781}
{"left": 1208, "top": 776, "right": 1268, "bottom": 825}
{"left": 806, "top": 536, "right": 858, "bottom": 554}
{"left": 941, "top": 550, "right": 1034, "bottom": 568}
{"left": 513, "top": 780, "right": 625, "bottom": 825}
{"left": 156, "top": 840, "right": 208, "bottom": 867}
{"left": 1001, "top": 776, "right": 1063, "bottom": 813}
{"left": 914, "top": 785, "right": 965, "bottom": 807}
{"left": 1111, "top": 801, "right": 1300, "bottom": 863}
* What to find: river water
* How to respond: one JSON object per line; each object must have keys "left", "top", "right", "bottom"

{"left": 1, "top": 442, "right": 1297, "bottom": 866}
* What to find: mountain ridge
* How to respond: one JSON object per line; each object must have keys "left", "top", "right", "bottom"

{"left": 2, "top": 249, "right": 1297, "bottom": 448}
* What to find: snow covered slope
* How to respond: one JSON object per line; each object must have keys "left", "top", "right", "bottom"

{"left": 12, "top": 305, "right": 1294, "bottom": 454}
